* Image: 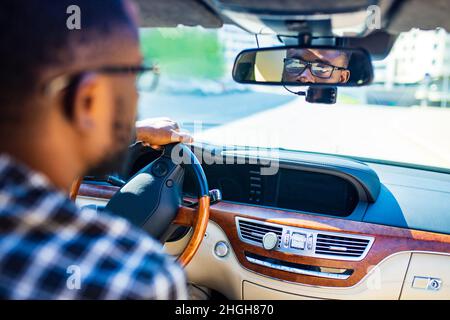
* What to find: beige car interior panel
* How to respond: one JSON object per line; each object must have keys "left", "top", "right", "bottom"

{"left": 400, "top": 253, "right": 450, "bottom": 300}
{"left": 242, "top": 281, "right": 321, "bottom": 300}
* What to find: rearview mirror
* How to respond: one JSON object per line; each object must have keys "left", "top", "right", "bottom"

{"left": 232, "top": 46, "right": 373, "bottom": 87}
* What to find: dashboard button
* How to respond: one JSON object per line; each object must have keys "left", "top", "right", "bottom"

{"left": 283, "top": 231, "right": 291, "bottom": 248}
{"left": 307, "top": 234, "right": 314, "bottom": 250}
{"left": 290, "top": 233, "right": 307, "bottom": 250}
{"left": 214, "top": 241, "right": 229, "bottom": 258}
{"left": 151, "top": 161, "right": 168, "bottom": 177}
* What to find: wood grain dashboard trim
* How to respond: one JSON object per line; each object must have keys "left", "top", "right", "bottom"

{"left": 79, "top": 183, "right": 119, "bottom": 199}
{"left": 78, "top": 183, "right": 450, "bottom": 287}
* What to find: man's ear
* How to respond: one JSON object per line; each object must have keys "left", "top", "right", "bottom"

{"left": 70, "top": 73, "right": 105, "bottom": 133}
{"left": 340, "top": 70, "right": 351, "bottom": 83}
{"left": 68, "top": 72, "right": 114, "bottom": 164}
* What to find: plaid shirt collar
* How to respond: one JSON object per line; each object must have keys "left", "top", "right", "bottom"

{"left": 0, "top": 153, "right": 54, "bottom": 190}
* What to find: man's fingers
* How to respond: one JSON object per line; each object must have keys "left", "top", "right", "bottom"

{"left": 171, "top": 130, "right": 194, "bottom": 143}
{"left": 136, "top": 118, "right": 189, "bottom": 147}
{"left": 171, "top": 122, "right": 180, "bottom": 130}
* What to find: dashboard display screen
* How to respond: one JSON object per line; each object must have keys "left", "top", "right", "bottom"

{"left": 276, "top": 169, "right": 358, "bottom": 216}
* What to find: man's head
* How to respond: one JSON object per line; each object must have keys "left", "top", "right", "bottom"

{"left": 282, "top": 48, "right": 351, "bottom": 84}
{"left": 0, "top": 0, "right": 142, "bottom": 184}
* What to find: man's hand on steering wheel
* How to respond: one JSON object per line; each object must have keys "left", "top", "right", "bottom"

{"left": 136, "top": 117, "right": 194, "bottom": 149}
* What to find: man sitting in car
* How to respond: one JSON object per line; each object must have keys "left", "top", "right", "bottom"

{"left": 0, "top": 0, "right": 191, "bottom": 299}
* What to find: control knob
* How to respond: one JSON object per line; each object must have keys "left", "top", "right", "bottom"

{"left": 262, "top": 232, "right": 278, "bottom": 250}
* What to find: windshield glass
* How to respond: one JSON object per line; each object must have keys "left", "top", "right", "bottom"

{"left": 138, "top": 25, "right": 450, "bottom": 171}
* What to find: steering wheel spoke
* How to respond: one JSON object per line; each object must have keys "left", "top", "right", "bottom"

{"left": 173, "top": 205, "right": 197, "bottom": 226}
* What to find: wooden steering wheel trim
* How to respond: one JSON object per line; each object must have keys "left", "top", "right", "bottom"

{"left": 175, "top": 196, "right": 210, "bottom": 267}
{"left": 69, "top": 177, "right": 82, "bottom": 201}
{"left": 69, "top": 178, "right": 210, "bottom": 268}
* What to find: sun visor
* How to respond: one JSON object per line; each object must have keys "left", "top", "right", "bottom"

{"left": 136, "top": 0, "right": 223, "bottom": 28}
{"left": 387, "top": 0, "right": 450, "bottom": 33}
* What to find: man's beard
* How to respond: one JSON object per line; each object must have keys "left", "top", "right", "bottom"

{"left": 86, "top": 98, "right": 136, "bottom": 177}
{"left": 85, "top": 144, "right": 130, "bottom": 177}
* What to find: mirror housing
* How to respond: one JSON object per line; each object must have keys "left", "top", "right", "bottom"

{"left": 232, "top": 46, "right": 373, "bottom": 87}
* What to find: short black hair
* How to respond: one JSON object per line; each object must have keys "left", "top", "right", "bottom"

{"left": 342, "top": 52, "right": 352, "bottom": 68}
{"left": 0, "top": 0, "right": 136, "bottom": 123}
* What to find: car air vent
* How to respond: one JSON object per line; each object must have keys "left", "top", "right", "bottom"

{"left": 236, "top": 217, "right": 374, "bottom": 261}
{"left": 237, "top": 219, "right": 282, "bottom": 247}
{"left": 315, "top": 233, "right": 371, "bottom": 258}
{"left": 248, "top": 169, "right": 262, "bottom": 204}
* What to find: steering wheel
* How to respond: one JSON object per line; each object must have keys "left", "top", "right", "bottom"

{"left": 70, "top": 143, "right": 210, "bottom": 267}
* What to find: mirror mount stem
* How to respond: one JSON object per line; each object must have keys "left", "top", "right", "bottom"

{"left": 335, "top": 37, "right": 349, "bottom": 47}
{"left": 297, "top": 33, "right": 312, "bottom": 46}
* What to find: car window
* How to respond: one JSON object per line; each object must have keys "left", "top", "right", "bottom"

{"left": 138, "top": 25, "right": 450, "bottom": 171}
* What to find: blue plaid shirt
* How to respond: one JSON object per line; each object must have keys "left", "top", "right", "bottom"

{"left": 0, "top": 154, "right": 187, "bottom": 299}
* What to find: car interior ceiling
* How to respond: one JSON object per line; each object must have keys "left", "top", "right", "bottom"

{"left": 136, "top": 0, "right": 450, "bottom": 32}
{"left": 135, "top": 0, "right": 450, "bottom": 59}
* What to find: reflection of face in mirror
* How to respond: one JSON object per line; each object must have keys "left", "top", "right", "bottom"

{"left": 282, "top": 49, "right": 351, "bottom": 84}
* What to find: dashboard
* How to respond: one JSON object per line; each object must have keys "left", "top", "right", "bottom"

{"left": 180, "top": 145, "right": 450, "bottom": 235}
{"left": 78, "top": 143, "right": 450, "bottom": 299}
{"left": 184, "top": 164, "right": 359, "bottom": 217}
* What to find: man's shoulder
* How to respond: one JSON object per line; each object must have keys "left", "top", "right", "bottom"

{"left": 0, "top": 166, "right": 186, "bottom": 299}
{"left": 0, "top": 192, "right": 186, "bottom": 299}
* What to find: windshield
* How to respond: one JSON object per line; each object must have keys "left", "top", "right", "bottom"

{"left": 138, "top": 25, "right": 450, "bottom": 171}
